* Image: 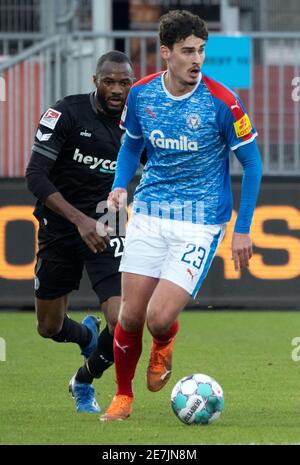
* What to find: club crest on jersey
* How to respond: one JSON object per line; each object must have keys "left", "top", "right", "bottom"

{"left": 40, "top": 108, "right": 62, "bottom": 130}
{"left": 186, "top": 113, "right": 201, "bottom": 130}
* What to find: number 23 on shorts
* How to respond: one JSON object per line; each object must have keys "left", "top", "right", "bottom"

{"left": 181, "top": 243, "right": 206, "bottom": 270}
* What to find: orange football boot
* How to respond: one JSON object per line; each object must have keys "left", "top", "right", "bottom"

{"left": 100, "top": 394, "right": 133, "bottom": 422}
{"left": 147, "top": 337, "right": 176, "bottom": 392}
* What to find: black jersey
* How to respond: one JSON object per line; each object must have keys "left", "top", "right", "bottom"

{"left": 31, "top": 92, "right": 124, "bottom": 224}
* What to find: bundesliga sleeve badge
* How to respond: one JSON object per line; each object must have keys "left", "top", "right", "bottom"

{"left": 40, "top": 108, "right": 62, "bottom": 130}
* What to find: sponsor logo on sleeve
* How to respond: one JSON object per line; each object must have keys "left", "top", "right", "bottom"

{"left": 234, "top": 114, "right": 252, "bottom": 138}
{"left": 40, "top": 108, "right": 62, "bottom": 130}
{"left": 36, "top": 129, "right": 52, "bottom": 141}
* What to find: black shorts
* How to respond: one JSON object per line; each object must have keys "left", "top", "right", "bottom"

{"left": 34, "top": 217, "right": 124, "bottom": 302}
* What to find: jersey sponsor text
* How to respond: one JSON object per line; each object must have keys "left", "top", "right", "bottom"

{"left": 73, "top": 148, "right": 116, "bottom": 172}
{"left": 149, "top": 129, "right": 198, "bottom": 151}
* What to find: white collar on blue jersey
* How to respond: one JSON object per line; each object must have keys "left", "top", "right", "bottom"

{"left": 161, "top": 71, "right": 202, "bottom": 101}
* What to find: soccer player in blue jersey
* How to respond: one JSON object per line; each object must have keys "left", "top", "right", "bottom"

{"left": 100, "top": 10, "right": 262, "bottom": 421}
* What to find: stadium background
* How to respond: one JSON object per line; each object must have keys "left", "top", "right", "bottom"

{"left": 0, "top": 0, "right": 299, "bottom": 310}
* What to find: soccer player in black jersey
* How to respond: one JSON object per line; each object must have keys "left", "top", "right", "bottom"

{"left": 26, "top": 51, "right": 136, "bottom": 412}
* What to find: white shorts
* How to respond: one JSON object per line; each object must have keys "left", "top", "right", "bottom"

{"left": 119, "top": 214, "right": 226, "bottom": 299}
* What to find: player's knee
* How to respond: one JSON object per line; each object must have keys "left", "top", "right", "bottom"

{"left": 105, "top": 311, "right": 119, "bottom": 332}
{"left": 37, "top": 321, "right": 62, "bottom": 338}
{"left": 119, "top": 301, "right": 144, "bottom": 331}
{"left": 147, "top": 315, "right": 171, "bottom": 336}
{"left": 119, "top": 314, "right": 142, "bottom": 332}
{"left": 119, "top": 306, "right": 144, "bottom": 331}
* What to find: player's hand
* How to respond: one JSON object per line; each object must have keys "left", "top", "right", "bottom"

{"left": 107, "top": 188, "right": 128, "bottom": 212}
{"left": 231, "top": 232, "right": 253, "bottom": 271}
{"left": 76, "top": 215, "right": 111, "bottom": 254}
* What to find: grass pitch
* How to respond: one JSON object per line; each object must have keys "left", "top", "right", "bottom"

{"left": 0, "top": 310, "right": 300, "bottom": 445}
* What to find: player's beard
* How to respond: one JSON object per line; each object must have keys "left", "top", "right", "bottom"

{"left": 183, "top": 72, "right": 200, "bottom": 87}
{"left": 181, "top": 65, "right": 201, "bottom": 88}
{"left": 97, "top": 92, "right": 123, "bottom": 116}
{"left": 185, "top": 79, "right": 198, "bottom": 87}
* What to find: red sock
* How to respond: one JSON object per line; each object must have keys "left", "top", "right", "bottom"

{"left": 153, "top": 320, "right": 179, "bottom": 346}
{"left": 113, "top": 322, "right": 144, "bottom": 397}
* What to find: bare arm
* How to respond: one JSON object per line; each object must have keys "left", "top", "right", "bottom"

{"left": 25, "top": 102, "right": 111, "bottom": 253}
{"left": 45, "top": 192, "right": 110, "bottom": 253}
{"left": 107, "top": 188, "right": 128, "bottom": 212}
{"left": 231, "top": 232, "right": 252, "bottom": 271}
{"left": 26, "top": 153, "right": 109, "bottom": 254}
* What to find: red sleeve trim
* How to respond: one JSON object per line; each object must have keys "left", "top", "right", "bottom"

{"left": 202, "top": 74, "right": 245, "bottom": 120}
{"left": 132, "top": 71, "right": 163, "bottom": 88}
{"left": 203, "top": 74, "right": 253, "bottom": 143}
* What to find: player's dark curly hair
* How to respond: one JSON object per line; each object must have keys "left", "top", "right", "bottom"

{"left": 159, "top": 10, "right": 208, "bottom": 49}
{"left": 96, "top": 51, "right": 133, "bottom": 74}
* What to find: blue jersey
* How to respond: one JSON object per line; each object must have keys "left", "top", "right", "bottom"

{"left": 120, "top": 71, "right": 258, "bottom": 225}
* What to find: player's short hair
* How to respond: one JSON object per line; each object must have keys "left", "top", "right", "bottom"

{"left": 96, "top": 51, "right": 133, "bottom": 74}
{"left": 159, "top": 10, "right": 208, "bottom": 48}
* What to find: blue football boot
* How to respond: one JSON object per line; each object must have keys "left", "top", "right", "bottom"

{"left": 69, "top": 375, "right": 100, "bottom": 413}
{"left": 80, "top": 315, "right": 100, "bottom": 359}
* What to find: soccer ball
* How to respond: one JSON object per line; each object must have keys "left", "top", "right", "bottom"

{"left": 171, "top": 373, "right": 224, "bottom": 425}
